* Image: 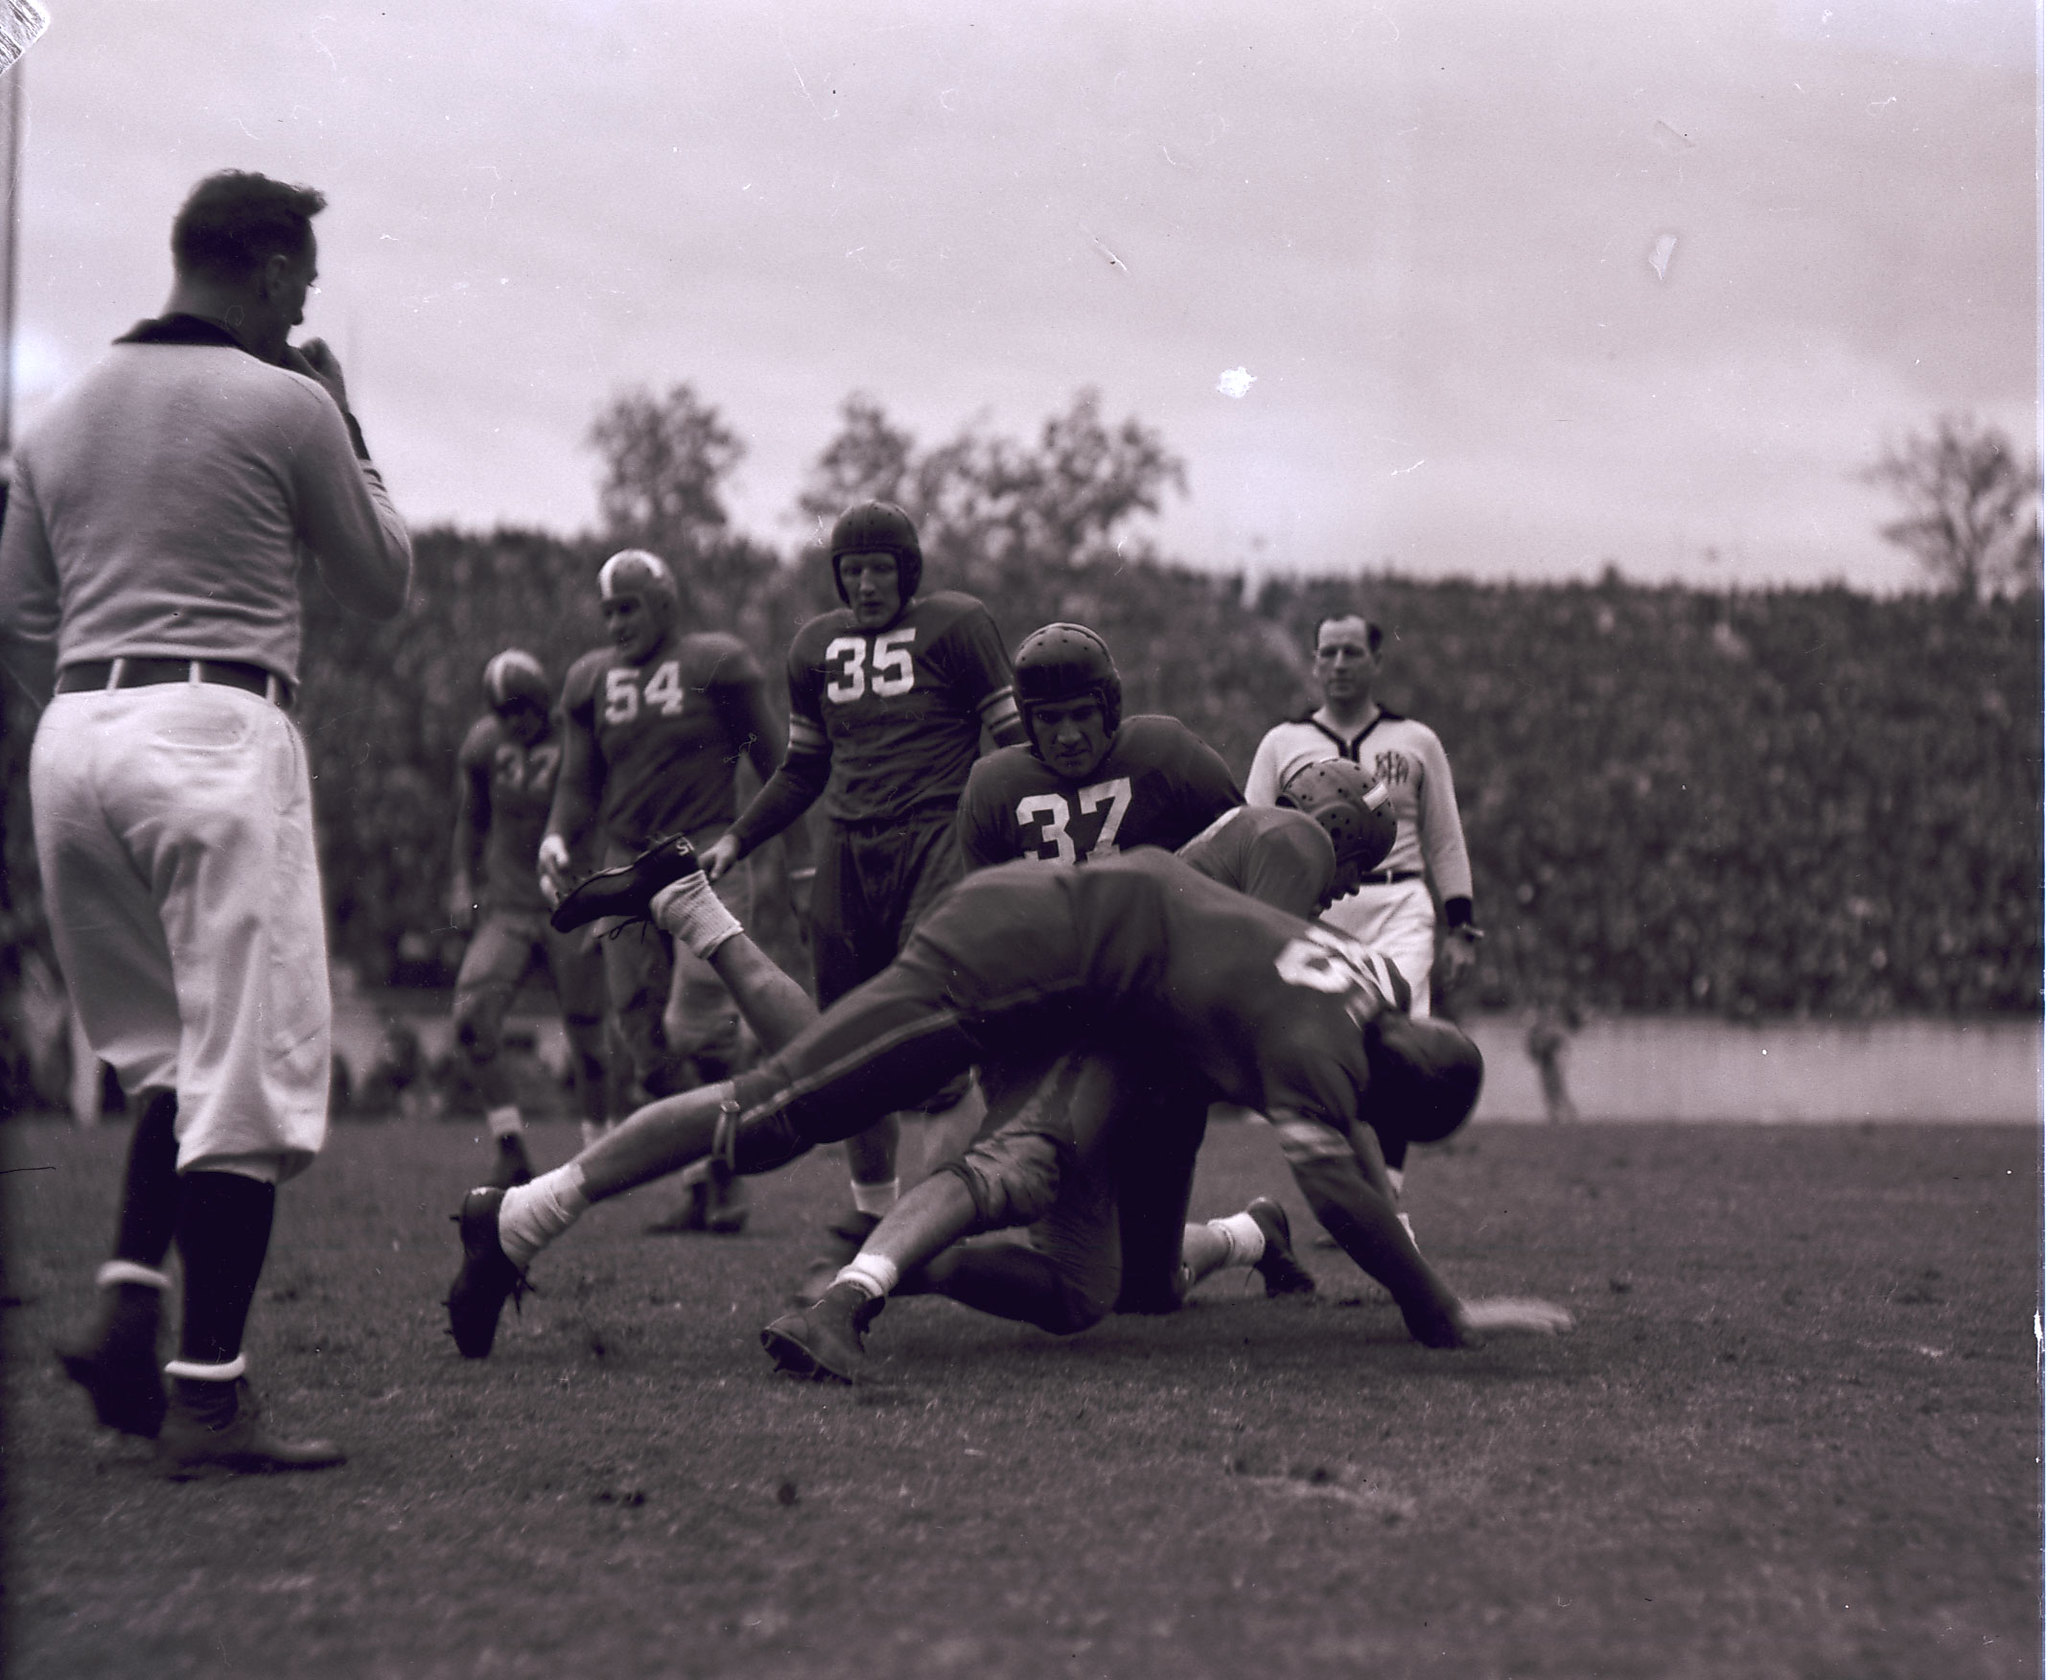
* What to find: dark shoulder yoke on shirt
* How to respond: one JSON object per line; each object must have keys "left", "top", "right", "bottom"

{"left": 114, "top": 314, "right": 252, "bottom": 353}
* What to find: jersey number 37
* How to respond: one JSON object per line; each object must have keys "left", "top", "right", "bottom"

{"left": 1014, "top": 777, "right": 1133, "bottom": 864}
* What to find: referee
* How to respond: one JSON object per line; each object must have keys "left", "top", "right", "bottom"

{"left": 0, "top": 172, "right": 412, "bottom": 1476}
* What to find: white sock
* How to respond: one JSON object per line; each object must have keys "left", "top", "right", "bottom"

{"left": 851, "top": 1178, "right": 899, "bottom": 1218}
{"left": 486, "top": 1104, "right": 523, "bottom": 1140}
{"left": 1209, "top": 1211, "right": 1266, "bottom": 1268}
{"left": 164, "top": 1354, "right": 246, "bottom": 1382}
{"left": 651, "top": 875, "right": 742, "bottom": 959}
{"left": 98, "top": 1261, "right": 171, "bottom": 1291}
{"left": 835, "top": 1254, "right": 898, "bottom": 1300}
{"left": 498, "top": 1164, "right": 589, "bottom": 1269}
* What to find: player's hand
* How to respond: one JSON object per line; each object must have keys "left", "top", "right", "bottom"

{"left": 1457, "top": 1297, "right": 1575, "bottom": 1336}
{"left": 1435, "top": 929, "right": 1479, "bottom": 992}
{"left": 282, "top": 337, "right": 351, "bottom": 414}
{"left": 700, "top": 832, "right": 744, "bottom": 882}
{"left": 447, "top": 878, "right": 478, "bottom": 932}
{"left": 537, "top": 834, "right": 573, "bottom": 907}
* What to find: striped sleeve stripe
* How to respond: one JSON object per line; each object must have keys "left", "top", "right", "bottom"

{"left": 978, "top": 687, "right": 1020, "bottom": 730}
{"left": 787, "top": 717, "right": 828, "bottom": 754}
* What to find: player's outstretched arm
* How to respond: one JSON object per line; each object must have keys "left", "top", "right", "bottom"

{"left": 708, "top": 736, "right": 829, "bottom": 879}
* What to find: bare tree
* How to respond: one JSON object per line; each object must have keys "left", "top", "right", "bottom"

{"left": 1865, "top": 414, "right": 2043, "bottom": 597}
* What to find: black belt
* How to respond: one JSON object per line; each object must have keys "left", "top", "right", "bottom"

{"left": 56, "top": 658, "right": 293, "bottom": 709}
{"left": 1357, "top": 869, "right": 1422, "bottom": 886}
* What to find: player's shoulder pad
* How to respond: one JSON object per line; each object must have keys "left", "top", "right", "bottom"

{"left": 457, "top": 712, "right": 505, "bottom": 764}
{"left": 679, "top": 628, "right": 762, "bottom": 678}
{"left": 791, "top": 607, "right": 859, "bottom": 654}
{"left": 561, "top": 645, "right": 616, "bottom": 703}
{"left": 1113, "top": 713, "right": 1208, "bottom": 752}
{"left": 908, "top": 589, "right": 997, "bottom": 630}
{"left": 963, "top": 742, "right": 1043, "bottom": 797}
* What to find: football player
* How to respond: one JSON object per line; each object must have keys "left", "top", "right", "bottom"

{"left": 446, "top": 650, "right": 612, "bottom": 1187}
{"left": 697, "top": 502, "right": 1026, "bottom": 1290}
{"left": 539, "top": 550, "right": 784, "bottom": 1235}
{"left": 447, "top": 822, "right": 1569, "bottom": 1366}
{"left": 956, "top": 622, "right": 1240, "bottom": 871}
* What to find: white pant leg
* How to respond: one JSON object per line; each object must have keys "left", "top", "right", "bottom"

{"left": 31, "top": 686, "right": 331, "bottom": 1179}
{"left": 1319, "top": 879, "right": 1438, "bottom": 1016}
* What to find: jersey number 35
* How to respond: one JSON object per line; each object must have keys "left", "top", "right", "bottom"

{"left": 824, "top": 629, "right": 918, "bottom": 704}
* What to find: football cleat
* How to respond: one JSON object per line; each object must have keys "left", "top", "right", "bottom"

{"left": 760, "top": 1281, "right": 884, "bottom": 1384}
{"left": 549, "top": 835, "right": 703, "bottom": 934}
{"left": 1246, "top": 1197, "right": 1318, "bottom": 1299}
{"left": 786, "top": 1209, "right": 881, "bottom": 1308}
{"left": 444, "top": 1186, "right": 532, "bottom": 1359}
{"left": 157, "top": 1378, "right": 345, "bottom": 1480}
{"left": 54, "top": 1286, "right": 168, "bottom": 1438}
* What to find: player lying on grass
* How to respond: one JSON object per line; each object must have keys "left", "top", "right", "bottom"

{"left": 446, "top": 818, "right": 1572, "bottom": 1363}
{"left": 757, "top": 766, "right": 1448, "bottom": 1382}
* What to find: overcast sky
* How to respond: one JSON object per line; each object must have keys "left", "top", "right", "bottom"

{"left": 11, "top": 0, "right": 2039, "bottom": 590}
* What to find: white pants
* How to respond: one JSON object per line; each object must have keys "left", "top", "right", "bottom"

{"left": 31, "top": 684, "right": 331, "bottom": 1180}
{"left": 1320, "top": 877, "right": 1437, "bottom": 1016}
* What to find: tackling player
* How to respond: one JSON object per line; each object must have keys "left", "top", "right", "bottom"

{"left": 446, "top": 650, "right": 611, "bottom": 1187}
{"left": 540, "top": 548, "right": 784, "bottom": 1227}
{"left": 764, "top": 762, "right": 1402, "bottom": 1379}
{"left": 698, "top": 502, "right": 1025, "bottom": 1287}
{"left": 447, "top": 831, "right": 1569, "bottom": 1366}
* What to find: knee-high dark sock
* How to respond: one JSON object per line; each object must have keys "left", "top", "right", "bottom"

{"left": 113, "top": 1091, "right": 181, "bottom": 1267}
{"left": 173, "top": 1172, "right": 277, "bottom": 1366}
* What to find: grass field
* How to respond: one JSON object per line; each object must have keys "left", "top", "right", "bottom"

{"left": 3, "top": 1113, "right": 2039, "bottom": 1680}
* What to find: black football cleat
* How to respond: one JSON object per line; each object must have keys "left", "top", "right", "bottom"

{"left": 158, "top": 1378, "right": 346, "bottom": 1480}
{"left": 760, "top": 1281, "right": 883, "bottom": 1385}
{"left": 445, "top": 1186, "right": 531, "bottom": 1359}
{"left": 550, "top": 835, "right": 703, "bottom": 933}
{"left": 786, "top": 1209, "right": 881, "bottom": 1308}
{"left": 54, "top": 1284, "right": 168, "bottom": 1438}
{"left": 1246, "top": 1197, "right": 1318, "bottom": 1299}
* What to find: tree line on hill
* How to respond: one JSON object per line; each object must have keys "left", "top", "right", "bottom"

{"left": 0, "top": 389, "right": 2038, "bottom": 1113}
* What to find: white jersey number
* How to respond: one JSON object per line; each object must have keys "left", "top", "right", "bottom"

{"left": 604, "top": 661, "right": 685, "bottom": 725}
{"left": 1015, "top": 776, "right": 1134, "bottom": 863}
{"left": 1275, "top": 925, "right": 1390, "bottom": 1005}
{"left": 824, "top": 628, "right": 919, "bottom": 704}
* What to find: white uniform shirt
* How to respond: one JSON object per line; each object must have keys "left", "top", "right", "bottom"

{"left": 1244, "top": 710, "right": 1473, "bottom": 902}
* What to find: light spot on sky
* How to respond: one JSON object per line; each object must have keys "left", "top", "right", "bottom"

{"left": 1217, "top": 368, "right": 1256, "bottom": 400}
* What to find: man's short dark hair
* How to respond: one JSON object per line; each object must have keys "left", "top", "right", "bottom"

{"left": 1315, "top": 612, "right": 1384, "bottom": 656}
{"left": 171, "top": 171, "right": 326, "bottom": 282}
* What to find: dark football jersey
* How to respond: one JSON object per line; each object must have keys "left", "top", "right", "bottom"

{"left": 785, "top": 592, "right": 1014, "bottom": 825}
{"left": 561, "top": 631, "right": 767, "bottom": 849}
{"left": 457, "top": 713, "right": 562, "bottom": 913}
{"left": 914, "top": 849, "right": 1404, "bottom": 1135}
{"left": 1177, "top": 804, "right": 1335, "bottom": 921}
{"left": 955, "top": 714, "right": 1241, "bottom": 870}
